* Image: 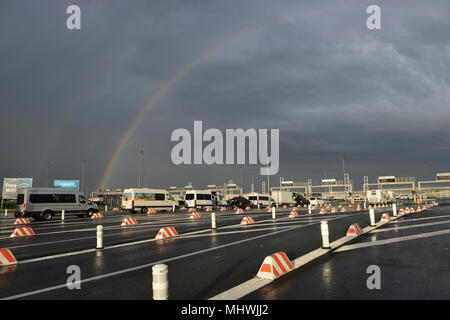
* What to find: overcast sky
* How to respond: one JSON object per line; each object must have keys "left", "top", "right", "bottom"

{"left": 1, "top": 0, "right": 449, "bottom": 193}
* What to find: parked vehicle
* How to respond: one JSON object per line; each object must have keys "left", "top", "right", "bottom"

{"left": 15, "top": 187, "right": 98, "bottom": 221}
{"left": 294, "top": 193, "right": 310, "bottom": 206}
{"left": 184, "top": 190, "right": 213, "bottom": 209}
{"left": 366, "top": 190, "right": 395, "bottom": 204}
{"left": 121, "top": 188, "right": 178, "bottom": 213}
{"left": 246, "top": 192, "right": 274, "bottom": 207}
{"left": 271, "top": 190, "right": 296, "bottom": 206}
{"left": 211, "top": 191, "right": 228, "bottom": 208}
{"left": 227, "top": 196, "right": 253, "bottom": 209}
{"left": 309, "top": 197, "right": 325, "bottom": 206}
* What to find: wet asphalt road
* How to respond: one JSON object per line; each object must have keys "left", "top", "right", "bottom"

{"left": 245, "top": 205, "right": 450, "bottom": 300}
{"left": 0, "top": 204, "right": 438, "bottom": 299}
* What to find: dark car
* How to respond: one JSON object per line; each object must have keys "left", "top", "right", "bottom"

{"left": 294, "top": 194, "right": 310, "bottom": 207}
{"left": 227, "top": 196, "right": 253, "bottom": 209}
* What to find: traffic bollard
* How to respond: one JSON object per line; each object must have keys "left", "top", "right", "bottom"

{"left": 321, "top": 220, "right": 330, "bottom": 249}
{"left": 105, "top": 205, "right": 108, "bottom": 212}
{"left": 5, "top": 209, "right": 7, "bottom": 217}
{"left": 96, "top": 225, "right": 103, "bottom": 249}
{"left": 153, "top": 264, "right": 168, "bottom": 300}
{"left": 272, "top": 207, "right": 276, "bottom": 220}
{"left": 392, "top": 203, "right": 397, "bottom": 217}
{"left": 308, "top": 204, "right": 312, "bottom": 215}
{"left": 369, "top": 208, "right": 375, "bottom": 226}
{"left": 211, "top": 212, "right": 216, "bottom": 229}
{"left": 61, "top": 210, "right": 65, "bottom": 222}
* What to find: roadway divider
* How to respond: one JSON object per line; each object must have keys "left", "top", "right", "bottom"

{"left": 256, "top": 251, "right": 294, "bottom": 280}
{"left": 240, "top": 216, "right": 255, "bottom": 225}
{"left": 121, "top": 217, "right": 138, "bottom": 226}
{"left": 14, "top": 218, "right": 30, "bottom": 225}
{"left": 289, "top": 210, "right": 299, "bottom": 218}
{"left": 155, "top": 226, "right": 179, "bottom": 240}
{"left": 0, "top": 249, "right": 17, "bottom": 267}
{"left": 91, "top": 213, "right": 104, "bottom": 219}
{"left": 346, "top": 223, "right": 364, "bottom": 237}
{"left": 190, "top": 212, "right": 202, "bottom": 219}
{"left": 10, "top": 227, "right": 35, "bottom": 238}
{"left": 380, "top": 213, "right": 391, "bottom": 223}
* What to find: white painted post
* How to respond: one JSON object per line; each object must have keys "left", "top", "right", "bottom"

{"left": 321, "top": 220, "right": 330, "bottom": 249}
{"left": 105, "top": 205, "right": 108, "bottom": 212}
{"left": 369, "top": 208, "right": 376, "bottom": 226}
{"left": 172, "top": 204, "right": 176, "bottom": 212}
{"left": 308, "top": 204, "right": 312, "bottom": 215}
{"left": 96, "top": 225, "right": 103, "bottom": 249}
{"left": 61, "top": 210, "right": 65, "bottom": 222}
{"left": 364, "top": 201, "right": 367, "bottom": 209}
{"left": 392, "top": 203, "right": 397, "bottom": 217}
{"left": 211, "top": 212, "right": 216, "bottom": 229}
{"left": 258, "top": 203, "right": 260, "bottom": 210}
{"left": 5, "top": 209, "right": 7, "bottom": 217}
{"left": 153, "top": 264, "right": 168, "bottom": 300}
{"left": 271, "top": 207, "right": 276, "bottom": 220}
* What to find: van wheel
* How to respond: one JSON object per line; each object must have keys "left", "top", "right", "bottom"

{"left": 141, "top": 207, "right": 148, "bottom": 214}
{"left": 41, "top": 210, "right": 53, "bottom": 221}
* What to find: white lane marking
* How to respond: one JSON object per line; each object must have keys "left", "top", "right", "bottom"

{"left": 371, "top": 219, "right": 450, "bottom": 233}
{"left": 3, "top": 217, "right": 348, "bottom": 300}
{"left": 334, "top": 229, "right": 450, "bottom": 253}
{"left": 391, "top": 214, "right": 450, "bottom": 224}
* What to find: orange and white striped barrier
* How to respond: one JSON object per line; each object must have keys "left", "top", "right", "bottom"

{"left": 380, "top": 213, "right": 391, "bottom": 223}
{"left": 416, "top": 206, "right": 421, "bottom": 212}
{"left": 312, "top": 205, "right": 316, "bottom": 210}
{"left": 319, "top": 208, "right": 326, "bottom": 214}
{"left": 245, "top": 206, "right": 252, "bottom": 211}
{"left": 121, "top": 217, "right": 138, "bottom": 226}
{"left": 340, "top": 207, "right": 347, "bottom": 213}
{"left": 235, "top": 208, "right": 244, "bottom": 214}
{"left": 410, "top": 208, "right": 415, "bottom": 213}
{"left": 256, "top": 251, "right": 294, "bottom": 280}
{"left": 356, "top": 204, "right": 361, "bottom": 211}
{"left": 148, "top": 209, "right": 157, "bottom": 214}
{"left": 14, "top": 218, "right": 30, "bottom": 225}
{"left": 288, "top": 210, "right": 299, "bottom": 218}
{"left": 399, "top": 208, "right": 405, "bottom": 215}
{"left": 0, "top": 249, "right": 17, "bottom": 267}
{"left": 155, "top": 226, "right": 179, "bottom": 240}
{"left": 346, "top": 223, "right": 363, "bottom": 237}
{"left": 331, "top": 208, "right": 337, "bottom": 213}
{"left": 190, "top": 212, "right": 202, "bottom": 219}
{"left": 112, "top": 207, "right": 120, "bottom": 211}
{"left": 206, "top": 207, "right": 213, "bottom": 211}
{"left": 282, "top": 205, "right": 287, "bottom": 209}
{"left": 91, "top": 213, "right": 104, "bottom": 219}
{"left": 10, "top": 227, "right": 35, "bottom": 238}
{"left": 422, "top": 205, "right": 427, "bottom": 211}
{"left": 220, "top": 207, "right": 227, "bottom": 211}
{"left": 240, "top": 216, "right": 255, "bottom": 225}
{"left": 267, "top": 207, "right": 272, "bottom": 212}
{"left": 188, "top": 208, "right": 196, "bottom": 212}
{"left": 404, "top": 208, "right": 410, "bottom": 214}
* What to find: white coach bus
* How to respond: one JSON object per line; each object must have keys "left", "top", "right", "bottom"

{"left": 121, "top": 188, "right": 178, "bottom": 213}
{"left": 184, "top": 190, "right": 214, "bottom": 209}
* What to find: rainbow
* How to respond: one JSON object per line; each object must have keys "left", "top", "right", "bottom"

{"left": 97, "top": 14, "right": 297, "bottom": 190}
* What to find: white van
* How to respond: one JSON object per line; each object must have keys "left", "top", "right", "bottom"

{"left": 121, "top": 188, "right": 178, "bottom": 213}
{"left": 15, "top": 187, "right": 98, "bottom": 221}
{"left": 246, "top": 193, "right": 273, "bottom": 207}
{"left": 185, "top": 190, "right": 213, "bottom": 209}
{"left": 309, "top": 197, "right": 325, "bottom": 206}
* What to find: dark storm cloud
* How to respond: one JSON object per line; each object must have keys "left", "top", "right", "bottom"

{"left": 0, "top": 0, "right": 449, "bottom": 193}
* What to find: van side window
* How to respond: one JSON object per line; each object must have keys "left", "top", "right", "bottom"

{"left": 57, "top": 194, "right": 76, "bottom": 203}
{"left": 204, "top": 194, "right": 211, "bottom": 200}
{"left": 186, "top": 194, "right": 194, "bottom": 200}
{"left": 30, "top": 194, "right": 57, "bottom": 203}
{"left": 155, "top": 193, "right": 165, "bottom": 201}
{"left": 197, "top": 194, "right": 205, "bottom": 200}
